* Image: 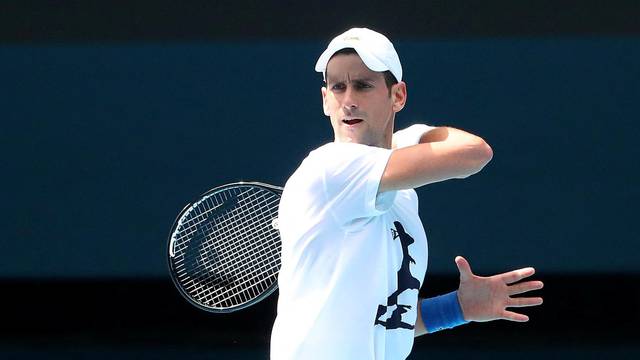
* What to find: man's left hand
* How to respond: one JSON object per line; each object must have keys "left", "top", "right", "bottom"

{"left": 455, "top": 256, "right": 544, "bottom": 322}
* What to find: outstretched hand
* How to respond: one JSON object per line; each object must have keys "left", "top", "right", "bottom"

{"left": 455, "top": 256, "right": 543, "bottom": 323}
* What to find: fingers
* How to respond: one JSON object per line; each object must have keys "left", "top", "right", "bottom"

{"left": 501, "top": 310, "right": 529, "bottom": 322}
{"left": 506, "top": 280, "right": 544, "bottom": 308}
{"left": 507, "top": 280, "right": 544, "bottom": 296}
{"left": 454, "top": 256, "right": 473, "bottom": 282}
{"left": 507, "top": 296, "right": 544, "bottom": 308}
{"left": 499, "top": 267, "right": 536, "bottom": 285}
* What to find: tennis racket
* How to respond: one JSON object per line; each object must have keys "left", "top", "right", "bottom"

{"left": 167, "top": 182, "right": 283, "bottom": 313}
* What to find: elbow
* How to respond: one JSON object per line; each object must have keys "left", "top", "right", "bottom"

{"left": 478, "top": 140, "right": 493, "bottom": 166}
{"left": 471, "top": 139, "right": 493, "bottom": 172}
{"left": 458, "top": 139, "right": 493, "bottom": 178}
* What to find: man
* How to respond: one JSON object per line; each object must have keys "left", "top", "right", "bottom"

{"left": 270, "top": 28, "right": 543, "bottom": 359}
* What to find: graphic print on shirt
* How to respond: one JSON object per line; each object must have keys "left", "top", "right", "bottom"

{"left": 374, "top": 221, "right": 421, "bottom": 330}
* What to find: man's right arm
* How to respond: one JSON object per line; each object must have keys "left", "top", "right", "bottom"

{"left": 379, "top": 127, "right": 493, "bottom": 193}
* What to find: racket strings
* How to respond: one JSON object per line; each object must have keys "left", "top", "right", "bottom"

{"left": 177, "top": 214, "right": 278, "bottom": 298}
{"left": 193, "top": 256, "right": 280, "bottom": 308}
{"left": 175, "top": 190, "right": 276, "bottom": 264}
{"left": 170, "top": 185, "right": 281, "bottom": 309}
{"left": 193, "top": 232, "right": 281, "bottom": 304}
{"left": 195, "top": 193, "right": 280, "bottom": 302}
{"left": 212, "top": 260, "right": 282, "bottom": 306}
{"left": 195, "top": 192, "right": 280, "bottom": 272}
{"left": 179, "top": 211, "right": 279, "bottom": 304}
{"left": 174, "top": 188, "right": 272, "bottom": 273}
{"left": 180, "top": 190, "right": 278, "bottom": 286}
{"left": 185, "top": 193, "right": 280, "bottom": 286}
{"left": 183, "top": 248, "right": 279, "bottom": 302}
{"left": 171, "top": 188, "right": 255, "bottom": 253}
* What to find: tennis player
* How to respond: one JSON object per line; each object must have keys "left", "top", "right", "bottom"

{"left": 270, "top": 28, "right": 543, "bottom": 360}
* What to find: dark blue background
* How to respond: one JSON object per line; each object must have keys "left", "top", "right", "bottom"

{"left": 2, "top": 37, "right": 639, "bottom": 278}
{"left": 2, "top": 1, "right": 639, "bottom": 357}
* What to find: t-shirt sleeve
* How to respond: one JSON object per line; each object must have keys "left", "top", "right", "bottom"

{"left": 318, "top": 143, "right": 397, "bottom": 225}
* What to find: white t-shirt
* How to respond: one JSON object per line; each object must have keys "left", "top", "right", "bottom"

{"left": 270, "top": 142, "right": 428, "bottom": 360}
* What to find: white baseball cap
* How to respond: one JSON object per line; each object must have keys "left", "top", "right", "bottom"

{"left": 315, "top": 27, "right": 402, "bottom": 82}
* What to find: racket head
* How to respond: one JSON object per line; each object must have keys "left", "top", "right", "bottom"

{"left": 167, "top": 182, "right": 283, "bottom": 313}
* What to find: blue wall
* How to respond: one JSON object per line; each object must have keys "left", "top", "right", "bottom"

{"left": 2, "top": 37, "right": 638, "bottom": 277}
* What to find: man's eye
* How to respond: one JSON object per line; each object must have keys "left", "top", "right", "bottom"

{"left": 331, "top": 84, "right": 346, "bottom": 91}
{"left": 355, "top": 82, "right": 372, "bottom": 89}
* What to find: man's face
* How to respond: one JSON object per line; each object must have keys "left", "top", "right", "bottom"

{"left": 321, "top": 53, "right": 406, "bottom": 148}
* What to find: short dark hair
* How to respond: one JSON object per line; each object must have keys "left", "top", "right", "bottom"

{"left": 326, "top": 48, "right": 398, "bottom": 95}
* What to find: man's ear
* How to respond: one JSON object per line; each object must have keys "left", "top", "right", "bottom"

{"left": 392, "top": 81, "right": 407, "bottom": 113}
{"left": 321, "top": 86, "right": 329, "bottom": 116}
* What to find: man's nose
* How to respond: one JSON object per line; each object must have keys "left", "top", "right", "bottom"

{"left": 342, "top": 87, "right": 358, "bottom": 111}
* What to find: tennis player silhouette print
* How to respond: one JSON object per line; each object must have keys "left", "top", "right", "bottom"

{"left": 375, "top": 221, "right": 421, "bottom": 330}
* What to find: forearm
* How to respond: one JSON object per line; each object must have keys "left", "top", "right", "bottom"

{"left": 381, "top": 126, "right": 493, "bottom": 192}
{"left": 421, "top": 126, "right": 493, "bottom": 178}
{"left": 414, "top": 298, "right": 428, "bottom": 337}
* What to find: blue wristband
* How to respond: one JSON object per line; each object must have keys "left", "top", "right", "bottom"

{"left": 421, "top": 291, "right": 469, "bottom": 333}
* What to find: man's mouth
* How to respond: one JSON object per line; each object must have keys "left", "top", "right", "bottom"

{"left": 342, "top": 119, "right": 364, "bottom": 125}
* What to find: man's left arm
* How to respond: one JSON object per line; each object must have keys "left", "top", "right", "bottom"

{"left": 414, "top": 256, "right": 544, "bottom": 337}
